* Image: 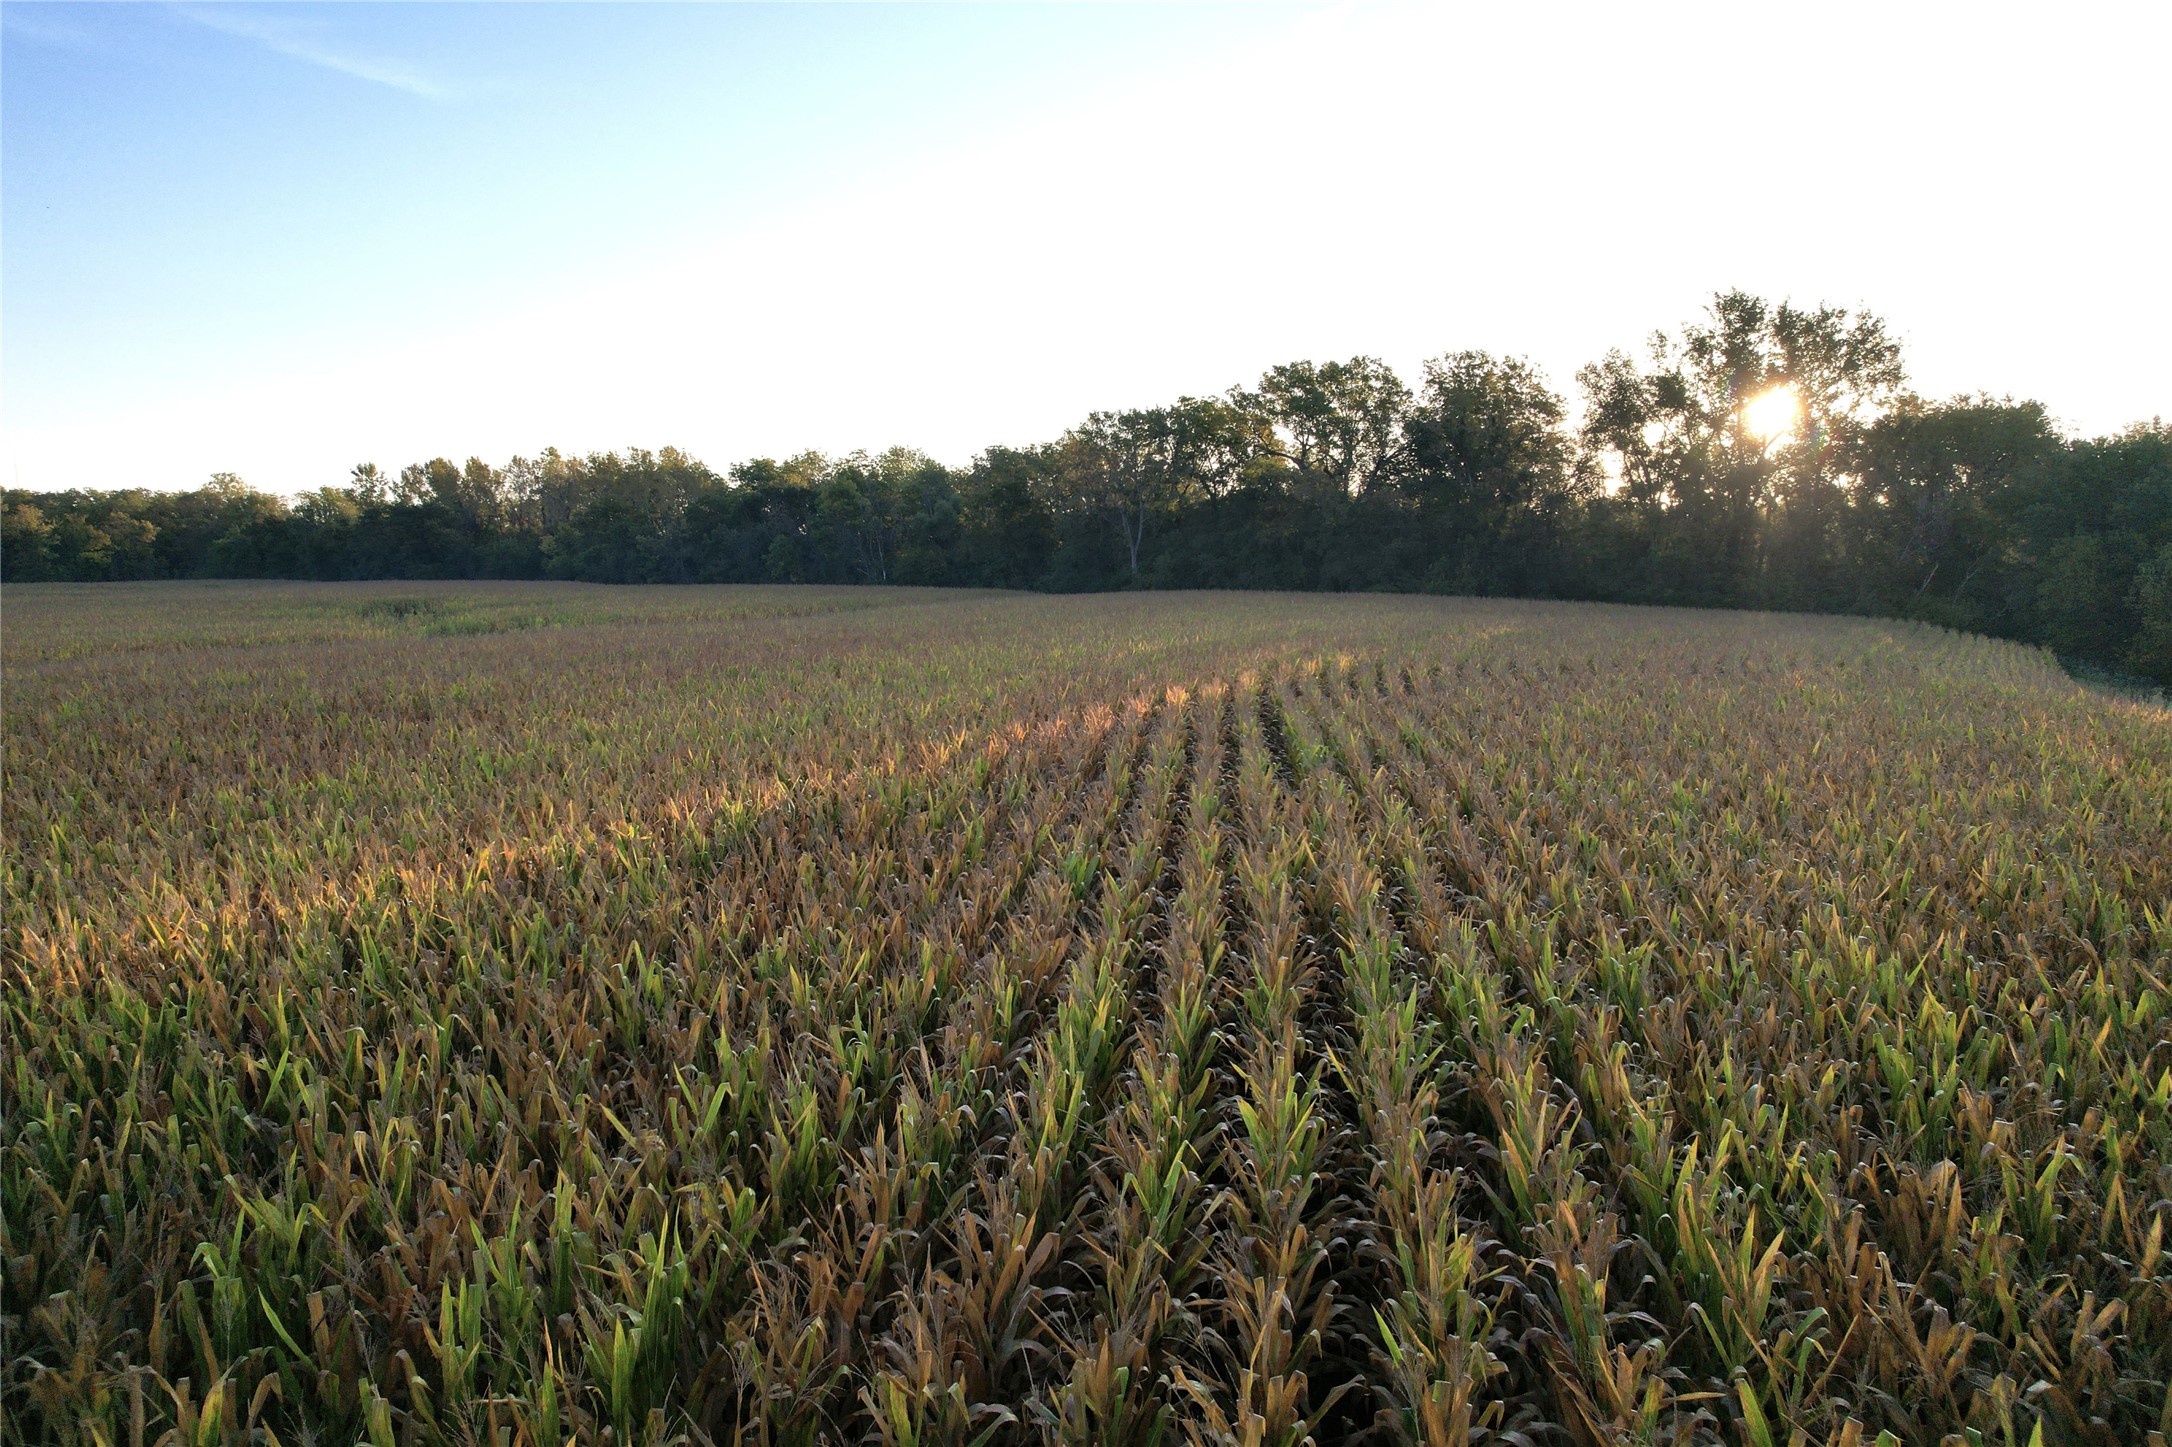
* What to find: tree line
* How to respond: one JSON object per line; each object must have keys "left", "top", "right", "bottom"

{"left": 6, "top": 291, "right": 2169, "bottom": 683}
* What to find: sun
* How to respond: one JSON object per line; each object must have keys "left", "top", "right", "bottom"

{"left": 1742, "top": 382, "right": 1803, "bottom": 444}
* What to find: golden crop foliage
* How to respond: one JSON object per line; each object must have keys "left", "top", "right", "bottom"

{"left": 4, "top": 582, "right": 2169, "bottom": 1447}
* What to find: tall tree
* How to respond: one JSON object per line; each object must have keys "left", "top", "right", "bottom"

{"left": 1395, "top": 352, "right": 1582, "bottom": 593}
{"left": 1236, "top": 357, "right": 1410, "bottom": 501}
{"left": 818, "top": 449, "right": 939, "bottom": 585}
{"left": 1062, "top": 400, "right": 1230, "bottom": 577}
{"left": 1848, "top": 396, "right": 2061, "bottom": 616}
{"left": 1577, "top": 291, "right": 1907, "bottom": 601}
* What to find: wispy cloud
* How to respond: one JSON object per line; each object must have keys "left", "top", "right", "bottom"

{"left": 176, "top": 5, "right": 448, "bottom": 99}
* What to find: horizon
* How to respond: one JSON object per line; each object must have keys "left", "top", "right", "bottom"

{"left": 6, "top": 1, "right": 2169, "bottom": 496}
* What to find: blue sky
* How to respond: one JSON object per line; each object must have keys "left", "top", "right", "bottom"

{"left": 6, "top": 3, "right": 1293, "bottom": 469}
{"left": 5, "top": 2, "right": 2169, "bottom": 492}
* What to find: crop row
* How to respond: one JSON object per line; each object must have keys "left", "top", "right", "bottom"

{"left": 5, "top": 588, "right": 2168, "bottom": 1446}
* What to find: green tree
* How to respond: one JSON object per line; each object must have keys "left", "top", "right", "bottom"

{"left": 1062, "top": 399, "right": 1232, "bottom": 578}
{"left": 960, "top": 447, "right": 1059, "bottom": 588}
{"left": 1, "top": 501, "right": 56, "bottom": 580}
{"left": 50, "top": 511, "right": 116, "bottom": 578}
{"left": 1998, "top": 421, "right": 2172, "bottom": 668}
{"left": 1848, "top": 397, "right": 2061, "bottom": 621}
{"left": 1236, "top": 357, "right": 1410, "bottom": 501}
{"left": 1576, "top": 292, "right": 1906, "bottom": 602}
{"left": 819, "top": 449, "right": 930, "bottom": 584}
{"left": 1396, "top": 351, "right": 1582, "bottom": 593}
{"left": 2128, "top": 543, "right": 2172, "bottom": 682}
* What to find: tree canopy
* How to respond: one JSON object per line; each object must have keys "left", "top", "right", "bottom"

{"left": 7, "top": 291, "right": 2168, "bottom": 684}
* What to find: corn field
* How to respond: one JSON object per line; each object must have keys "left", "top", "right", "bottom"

{"left": 5, "top": 581, "right": 2170, "bottom": 1447}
